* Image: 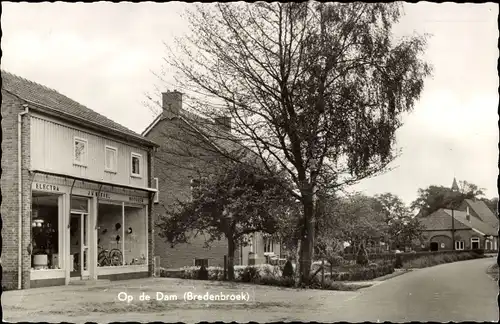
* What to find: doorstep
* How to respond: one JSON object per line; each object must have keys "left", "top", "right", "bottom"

{"left": 69, "top": 279, "right": 111, "bottom": 286}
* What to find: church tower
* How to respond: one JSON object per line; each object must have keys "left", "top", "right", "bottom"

{"left": 451, "top": 177, "right": 460, "bottom": 192}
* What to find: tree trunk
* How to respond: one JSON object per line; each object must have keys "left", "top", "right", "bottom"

{"left": 227, "top": 237, "right": 235, "bottom": 281}
{"left": 299, "top": 196, "right": 315, "bottom": 284}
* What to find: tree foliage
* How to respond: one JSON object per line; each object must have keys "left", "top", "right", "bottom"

{"left": 156, "top": 163, "right": 292, "bottom": 280}
{"left": 411, "top": 181, "right": 486, "bottom": 217}
{"left": 163, "top": 2, "right": 432, "bottom": 282}
{"left": 373, "top": 193, "right": 424, "bottom": 250}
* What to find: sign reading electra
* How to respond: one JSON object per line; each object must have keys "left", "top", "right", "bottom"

{"left": 33, "top": 182, "right": 60, "bottom": 192}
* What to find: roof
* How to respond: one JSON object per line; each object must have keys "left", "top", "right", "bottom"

{"left": 143, "top": 108, "right": 260, "bottom": 164}
{"left": 421, "top": 208, "right": 497, "bottom": 237}
{"left": 2, "top": 70, "right": 157, "bottom": 147}
{"left": 463, "top": 199, "right": 498, "bottom": 229}
{"left": 419, "top": 209, "right": 471, "bottom": 231}
{"left": 443, "top": 209, "right": 497, "bottom": 236}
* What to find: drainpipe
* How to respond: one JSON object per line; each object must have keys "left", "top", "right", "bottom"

{"left": 18, "top": 104, "right": 29, "bottom": 289}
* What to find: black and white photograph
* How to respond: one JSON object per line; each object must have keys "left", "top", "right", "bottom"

{"left": 1, "top": 2, "right": 498, "bottom": 323}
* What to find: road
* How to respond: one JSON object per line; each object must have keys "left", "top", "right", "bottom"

{"left": 2, "top": 257, "right": 498, "bottom": 323}
{"left": 320, "top": 257, "right": 499, "bottom": 323}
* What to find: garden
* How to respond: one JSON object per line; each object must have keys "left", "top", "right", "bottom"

{"left": 159, "top": 248, "right": 487, "bottom": 291}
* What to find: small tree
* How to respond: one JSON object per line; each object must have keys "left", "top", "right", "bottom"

{"left": 156, "top": 163, "right": 292, "bottom": 281}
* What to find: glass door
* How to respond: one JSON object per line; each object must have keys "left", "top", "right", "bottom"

{"left": 69, "top": 212, "right": 90, "bottom": 279}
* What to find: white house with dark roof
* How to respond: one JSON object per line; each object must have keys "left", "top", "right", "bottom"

{"left": 1, "top": 71, "right": 158, "bottom": 290}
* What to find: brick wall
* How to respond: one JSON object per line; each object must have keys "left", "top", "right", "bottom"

{"left": 1, "top": 91, "right": 31, "bottom": 290}
{"left": 145, "top": 116, "right": 231, "bottom": 269}
{"left": 422, "top": 229, "right": 486, "bottom": 250}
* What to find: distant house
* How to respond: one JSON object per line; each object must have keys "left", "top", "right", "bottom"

{"left": 142, "top": 91, "right": 282, "bottom": 269}
{"left": 419, "top": 207, "right": 498, "bottom": 252}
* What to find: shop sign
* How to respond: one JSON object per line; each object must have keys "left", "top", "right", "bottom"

{"left": 33, "top": 182, "right": 61, "bottom": 192}
{"left": 87, "top": 190, "right": 111, "bottom": 199}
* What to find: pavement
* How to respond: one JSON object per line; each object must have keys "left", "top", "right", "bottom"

{"left": 2, "top": 257, "right": 498, "bottom": 323}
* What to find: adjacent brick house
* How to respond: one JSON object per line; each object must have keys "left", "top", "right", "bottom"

{"left": 142, "top": 91, "right": 282, "bottom": 269}
{"left": 419, "top": 207, "right": 498, "bottom": 251}
{"left": 1, "top": 71, "right": 158, "bottom": 290}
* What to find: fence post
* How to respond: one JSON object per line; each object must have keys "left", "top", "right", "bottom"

{"left": 223, "top": 255, "right": 227, "bottom": 281}
{"left": 321, "top": 259, "right": 325, "bottom": 286}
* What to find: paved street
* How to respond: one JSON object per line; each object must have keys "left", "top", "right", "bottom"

{"left": 2, "top": 258, "right": 498, "bottom": 323}
{"left": 325, "top": 257, "right": 499, "bottom": 323}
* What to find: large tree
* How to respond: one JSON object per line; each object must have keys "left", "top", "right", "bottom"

{"left": 156, "top": 162, "right": 292, "bottom": 280}
{"left": 373, "top": 192, "right": 423, "bottom": 250}
{"left": 411, "top": 181, "right": 486, "bottom": 217}
{"left": 162, "top": 2, "right": 431, "bottom": 282}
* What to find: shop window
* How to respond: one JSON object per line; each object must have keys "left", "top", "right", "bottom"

{"left": 97, "top": 202, "right": 124, "bottom": 267}
{"left": 124, "top": 204, "right": 148, "bottom": 266}
{"left": 31, "top": 192, "right": 61, "bottom": 270}
{"left": 105, "top": 145, "right": 117, "bottom": 173}
{"left": 455, "top": 241, "right": 465, "bottom": 250}
{"left": 131, "top": 153, "right": 142, "bottom": 177}
{"left": 74, "top": 137, "right": 88, "bottom": 166}
{"left": 194, "top": 258, "right": 208, "bottom": 268}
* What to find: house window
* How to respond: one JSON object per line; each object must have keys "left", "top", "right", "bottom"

{"left": 105, "top": 145, "right": 117, "bottom": 172}
{"left": 264, "top": 237, "right": 274, "bottom": 253}
{"left": 194, "top": 258, "right": 208, "bottom": 268}
{"left": 471, "top": 237, "right": 480, "bottom": 249}
{"left": 485, "top": 240, "right": 492, "bottom": 251}
{"left": 74, "top": 137, "right": 88, "bottom": 166}
{"left": 131, "top": 153, "right": 142, "bottom": 177}
{"left": 455, "top": 241, "right": 465, "bottom": 250}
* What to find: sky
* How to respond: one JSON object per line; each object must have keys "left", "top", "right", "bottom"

{"left": 2, "top": 2, "right": 498, "bottom": 205}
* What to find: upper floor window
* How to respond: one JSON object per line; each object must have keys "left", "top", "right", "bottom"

{"left": 105, "top": 145, "right": 117, "bottom": 173}
{"left": 74, "top": 137, "right": 88, "bottom": 166}
{"left": 264, "top": 237, "right": 274, "bottom": 253}
{"left": 131, "top": 153, "right": 142, "bottom": 178}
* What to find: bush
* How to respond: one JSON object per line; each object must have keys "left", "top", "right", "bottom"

{"left": 402, "top": 251, "right": 483, "bottom": 269}
{"left": 283, "top": 260, "right": 294, "bottom": 278}
{"left": 356, "top": 246, "right": 369, "bottom": 266}
{"left": 328, "top": 262, "right": 394, "bottom": 281}
{"left": 198, "top": 265, "right": 208, "bottom": 280}
{"left": 394, "top": 254, "right": 403, "bottom": 268}
{"left": 239, "top": 266, "right": 261, "bottom": 283}
{"left": 260, "top": 274, "right": 295, "bottom": 287}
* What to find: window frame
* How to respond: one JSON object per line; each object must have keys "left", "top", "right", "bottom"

{"left": 264, "top": 237, "right": 274, "bottom": 254}
{"left": 73, "top": 137, "right": 88, "bottom": 167}
{"left": 130, "top": 152, "right": 143, "bottom": 178}
{"left": 153, "top": 177, "right": 159, "bottom": 204}
{"left": 455, "top": 240, "right": 465, "bottom": 250}
{"left": 194, "top": 258, "right": 209, "bottom": 268}
{"left": 471, "top": 237, "right": 480, "bottom": 249}
{"left": 104, "top": 145, "right": 118, "bottom": 173}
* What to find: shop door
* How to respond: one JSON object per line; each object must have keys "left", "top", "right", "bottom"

{"left": 70, "top": 212, "right": 90, "bottom": 279}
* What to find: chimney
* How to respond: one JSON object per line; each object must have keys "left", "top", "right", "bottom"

{"left": 162, "top": 91, "right": 182, "bottom": 118}
{"left": 466, "top": 206, "right": 471, "bottom": 222}
{"left": 214, "top": 116, "right": 231, "bottom": 132}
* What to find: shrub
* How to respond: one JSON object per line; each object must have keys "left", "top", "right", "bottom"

{"left": 260, "top": 274, "right": 295, "bottom": 287}
{"left": 356, "top": 246, "right": 369, "bottom": 266}
{"left": 240, "top": 266, "right": 261, "bottom": 283}
{"left": 198, "top": 265, "right": 209, "bottom": 280}
{"left": 394, "top": 254, "right": 403, "bottom": 268}
{"left": 283, "top": 260, "right": 294, "bottom": 278}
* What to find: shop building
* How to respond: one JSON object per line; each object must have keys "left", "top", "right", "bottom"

{"left": 1, "top": 71, "right": 158, "bottom": 290}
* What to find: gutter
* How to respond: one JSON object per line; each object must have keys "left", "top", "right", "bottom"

{"left": 18, "top": 104, "right": 29, "bottom": 289}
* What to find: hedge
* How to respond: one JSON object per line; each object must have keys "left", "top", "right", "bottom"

{"left": 326, "top": 262, "right": 395, "bottom": 281}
